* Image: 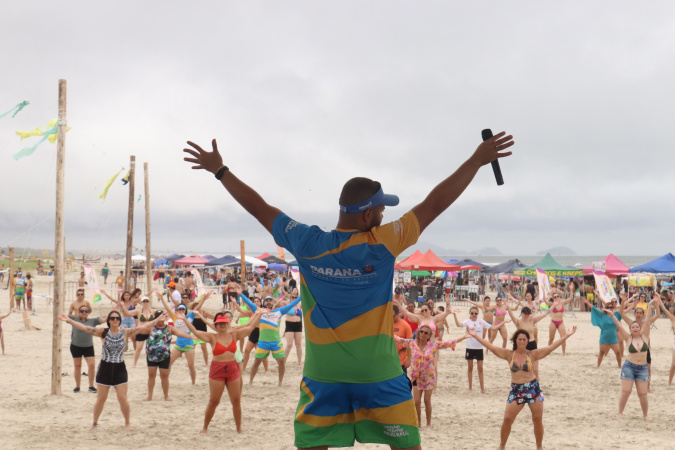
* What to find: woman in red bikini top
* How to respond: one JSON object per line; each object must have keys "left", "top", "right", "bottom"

{"left": 544, "top": 288, "right": 573, "bottom": 356}
{"left": 179, "top": 308, "right": 265, "bottom": 434}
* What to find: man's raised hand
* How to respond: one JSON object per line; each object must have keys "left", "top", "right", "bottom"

{"left": 471, "top": 131, "right": 514, "bottom": 167}
{"left": 183, "top": 139, "right": 224, "bottom": 174}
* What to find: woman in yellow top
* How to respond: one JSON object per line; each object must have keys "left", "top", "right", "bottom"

{"left": 466, "top": 325, "right": 577, "bottom": 450}
{"left": 608, "top": 311, "right": 650, "bottom": 420}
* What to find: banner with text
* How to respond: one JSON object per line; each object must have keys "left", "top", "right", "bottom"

{"left": 536, "top": 268, "right": 551, "bottom": 301}
{"left": 83, "top": 264, "right": 102, "bottom": 303}
{"left": 593, "top": 271, "right": 617, "bottom": 305}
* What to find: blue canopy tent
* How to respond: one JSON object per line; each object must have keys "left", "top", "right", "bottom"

{"left": 201, "top": 255, "right": 217, "bottom": 261}
{"left": 286, "top": 260, "right": 299, "bottom": 267}
{"left": 153, "top": 259, "right": 169, "bottom": 267}
{"left": 205, "top": 255, "right": 251, "bottom": 267}
{"left": 483, "top": 259, "right": 528, "bottom": 274}
{"left": 262, "top": 255, "right": 287, "bottom": 265}
{"left": 451, "top": 259, "right": 489, "bottom": 270}
{"left": 629, "top": 253, "right": 675, "bottom": 273}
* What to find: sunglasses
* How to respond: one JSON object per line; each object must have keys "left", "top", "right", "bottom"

{"left": 77, "top": 293, "right": 84, "bottom": 297}
{"left": 420, "top": 309, "right": 429, "bottom": 312}
{"left": 109, "top": 317, "right": 121, "bottom": 321}
{"left": 182, "top": 296, "right": 188, "bottom": 299}
{"left": 79, "top": 309, "right": 89, "bottom": 313}
{"left": 418, "top": 330, "right": 430, "bottom": 335}
{"left": 470, "top": 312, "right": 478, "bottom": 315}
{"left": 142, "top": 300, "right": 149, "bottom": 302}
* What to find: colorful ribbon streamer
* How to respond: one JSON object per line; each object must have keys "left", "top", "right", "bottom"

{"left": 13, "top": 119, "right": 71, "bottom": 160}
{"left": 0, "top": 100, "right": 30, "bottom": 119}
{"left": 96, "top": 168, "right": 125, "bottom": 200}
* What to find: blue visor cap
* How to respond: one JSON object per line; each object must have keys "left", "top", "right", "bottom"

{"left": 339, "top": 184, "right": 399, "bottom": 213}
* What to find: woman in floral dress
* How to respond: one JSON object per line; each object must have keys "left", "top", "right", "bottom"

{"left": 394, "top": 324, "right": 466, "bottom": 428}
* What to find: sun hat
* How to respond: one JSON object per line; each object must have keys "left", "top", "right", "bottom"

{"left": 214, "top": 315, "right": 230, "bottom": 324}
{"left": 339, "top": 180, "right": 399, "bottom": 213}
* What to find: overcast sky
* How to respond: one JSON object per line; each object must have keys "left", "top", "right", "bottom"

{"left": 1, "top": 1, "right": 674, "bottom": 257}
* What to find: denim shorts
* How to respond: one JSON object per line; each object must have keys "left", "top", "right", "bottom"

{"left": 620, "top": 360, "right": 649, "bottom": 382}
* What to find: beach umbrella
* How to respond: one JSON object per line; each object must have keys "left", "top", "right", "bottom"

{"left": 173, "top": 255, "right": 211, "bottom": 265}
{"left": 267, "top": 262, "right": 287, "bottom": 271}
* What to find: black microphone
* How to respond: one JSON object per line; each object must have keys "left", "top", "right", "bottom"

{"left": 481, "top": 128, "right": 504, "bottom": 186}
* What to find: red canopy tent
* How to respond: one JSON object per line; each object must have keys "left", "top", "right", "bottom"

{"left": 173, "top": 255, "right": 211, "bottom": 265}
{"left": 582, "top": 253, "right": 630, "bottom": 276}
{"left": 395, "top": 250, "right": 422, "bottom": 270}
{"left": 256, "top": 253, "right": 271, "bottom": 259}
{"left": 396, "top": 250, "right": 461, "bottom": 271}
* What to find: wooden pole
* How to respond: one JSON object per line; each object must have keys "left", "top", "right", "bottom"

{"left": 144, "top": 162, "right": 152, "bottom": 296}
{"left": 51, "top": 79, "right": 67, "bottom": 395}
{"left": 9, "top": 247, "right": 14, "bottom": 311}
{"left": 124, "top": 156, "right": 136, "bottom": 293}
{"left": 240, "top": 240, "right": 246, "bottom": 290}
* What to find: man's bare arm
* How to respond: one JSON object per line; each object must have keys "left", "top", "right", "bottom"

{"left": 411, "top": 132, "right": 513, "bottom": 233}
{"left": 183, "top": 139, "right": 282, "bottom": 233}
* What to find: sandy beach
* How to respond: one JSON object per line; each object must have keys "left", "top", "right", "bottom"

{"left": 1, "top": 260, "right": 675, "bottom": 450}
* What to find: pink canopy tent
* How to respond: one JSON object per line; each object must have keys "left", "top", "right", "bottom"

{"left": 256, "top": 253, "right": 271, "bottom": 259}
{"left": 582, "top": 253, "right": 630, "bottom": 276}
{"left": 396, "top": 250, "right": 461, "bottom": 271}
{"left": 173, "top": 254, "right": 211, "bottom": 265}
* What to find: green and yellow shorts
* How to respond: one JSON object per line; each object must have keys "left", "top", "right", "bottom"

{"left": 294, "top": 373, "right": 420, "bottom": 448}
{"left": 255, "top": 340, "right": 285, "bottom": 359}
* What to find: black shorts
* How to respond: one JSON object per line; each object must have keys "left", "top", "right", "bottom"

{"left": 135, "top": 333, "right": 149, "bottom": 342}
{"left": 285, "top": 320, "right": 303, "bottom": 333}
{"left": 70, "top": 344, "right": 95, "bottom": 358}
{"left": 248, "top": 327, "right": 260, "bottom": 344}
{"left": 193, "top": 318, "right": 207, "bottom": 332}
{"left": 526, "top": 340, "right": 538, "bottom": 351}
{"left": 465, "top": 349, "right": 484, "bottom": 361}
{"left": 95, "top": 360, "right": 128, "bottom": 386}
{"left": 647, "top": 348, "right": 651, "bottom": 365}
{"left": 228, "top": 291, "right": 238, "bottom": 299}
{"left": 147, "top": 356, "right": 170, "bottom": 369}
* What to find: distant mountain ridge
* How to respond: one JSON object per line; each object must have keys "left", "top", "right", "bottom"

{"left": 537, "top": 246, "right": 577, "bottom": 256}
{"left": 400, "top": 241, "right": 503, "bottom": 258}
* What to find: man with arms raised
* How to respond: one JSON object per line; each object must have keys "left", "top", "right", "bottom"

{"left": 184, "top": 132, "right": 513, "bottom": 449}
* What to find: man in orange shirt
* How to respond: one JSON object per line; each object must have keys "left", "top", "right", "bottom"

{"left": 393, "top": 304, "right": 413, "bottom": 387}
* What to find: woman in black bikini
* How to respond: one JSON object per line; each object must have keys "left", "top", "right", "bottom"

{"left": 466, "top": 326, "right": 577, "bottom": 450}
{"left": 609, "top": 312, "right": 650, "bottom": 420}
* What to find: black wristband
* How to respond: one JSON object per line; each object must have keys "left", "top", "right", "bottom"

{"left": 215, "top": 165, "right": 229, "bottom": 180}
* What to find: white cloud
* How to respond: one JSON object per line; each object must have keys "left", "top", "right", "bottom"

{"left": 1, "top": 1, "right": 674, "bottom": 256}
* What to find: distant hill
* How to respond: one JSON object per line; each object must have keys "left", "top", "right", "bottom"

{"left": 401, "top": 241, "right": 451, "bottom": 258}
{"left": 537, "top": 246, "right": 577, "bottom": 256}
{"left": 399, "top": 242, "right": 503, "bottom": 258}
{"left": 468, "top": 247, "right": 503, "bottom": 256}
